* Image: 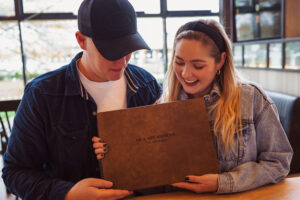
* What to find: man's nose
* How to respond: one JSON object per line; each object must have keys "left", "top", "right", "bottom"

{"left": 114, "top": 56, "right": 127, "bottom": 66}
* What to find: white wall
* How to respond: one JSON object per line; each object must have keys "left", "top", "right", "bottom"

{"left": 237, "top": 68, "right": 300, "bottom": 96}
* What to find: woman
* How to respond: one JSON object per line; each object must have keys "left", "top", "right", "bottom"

{"left": 93, "top": 19, "right": 293, "bottom": 194}
{"left": 162, "top": 19, "right": 293, "bottom": 193}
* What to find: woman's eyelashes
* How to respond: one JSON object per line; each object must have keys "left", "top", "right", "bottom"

{"left": 194, "top": 65, "right": 204, "bottom": 70}
{"left": 175, "top": 61, "right": 185, "bottom": 66}
{"left": 175, "top": 60, "right": 204, "bottom": 70}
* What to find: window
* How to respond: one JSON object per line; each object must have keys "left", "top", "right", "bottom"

{"left": 235, "top": 13, "right": 255, "bottom": 41}
{"left": 167, "top": 0, "right": 219, "bottom": 12}
{"left": 259, "top": 11, "right": 281, "bottom": 39}
{"left": 129, "top": 0, "right": 160, "bottom": 14}
{"left": 286, "top": 42, "right": 300, "bottom": 70}
{"left": 21, "top": 20, "right": 80, "bottom": 78}
{"left": 233, "top": 45, "right": 243, "bottom": 67}
{"left": 0, "top": 22, "right": 24, "bottom": 100}
{"left": 234, "top": 0, "right": 282, "bottom": 41}
{"left": 244, "top": 44, "right": 267, "bottom": 68}
{"left": 235, "top": 0, "right": 253, "bottom": 7}
{"left": 0, "top": 0, "right": 15, "bottom": 16}
{"left": 269, "top": 43, "right": 282, "bottom": 69}
{"left": 23, "top": 0, "right": 82, "bottom": 13}
{"left": 130, "top": 18, "right": 164, "bottom": 81}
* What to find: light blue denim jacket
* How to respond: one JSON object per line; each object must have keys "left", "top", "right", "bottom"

{"left": 180, "top": 82, "right": 293, "bottom": 193}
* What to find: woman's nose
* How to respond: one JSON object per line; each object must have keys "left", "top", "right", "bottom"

{"left": 181, "top": 65, "right": 193, "bottom": 79}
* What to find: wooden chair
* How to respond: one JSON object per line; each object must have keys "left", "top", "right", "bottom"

{"left": 0, "top": 99, "right": 21, "bottom": 200}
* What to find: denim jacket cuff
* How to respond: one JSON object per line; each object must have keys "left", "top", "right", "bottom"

{"left": 216, "top": 173, "right": 234, "bottom": 194}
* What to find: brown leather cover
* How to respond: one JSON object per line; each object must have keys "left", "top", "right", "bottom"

{"left": 97, "top": 98, "right": 219, "bottom": 191}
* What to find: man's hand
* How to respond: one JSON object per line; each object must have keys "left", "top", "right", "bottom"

{"left": 172, "top": 174, "right": 218, "bottom": 193}
{"left": 65, "top": 178, "right": 133, "bottom": 200}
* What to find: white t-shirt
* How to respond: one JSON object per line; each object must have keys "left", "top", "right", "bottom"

{"left": 77, "top": 68, "right": 127, "bottom": 113}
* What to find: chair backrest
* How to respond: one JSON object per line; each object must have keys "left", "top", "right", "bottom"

{"left": 0, "top": 100, "right": 21, "bottom": 156}
{"left": 266, "top": 91, "right": 298, "bottom": 136}
{"left": 266, "top": 91, "right": 300, "bottom": 174}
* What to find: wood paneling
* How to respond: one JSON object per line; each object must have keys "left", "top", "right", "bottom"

{"left": 285, "top": 0, "right": 300, "bottom": 38}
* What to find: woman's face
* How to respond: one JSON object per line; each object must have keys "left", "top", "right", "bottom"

{"left": 173, "top": 39, "right": 224, "bottom": 98}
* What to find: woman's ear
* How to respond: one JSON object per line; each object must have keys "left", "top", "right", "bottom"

{"left": 75, "top": 31, "right": 87, "bottom": 50}
{"left": 216, "top": 52, "right": 227, "bottom": 70}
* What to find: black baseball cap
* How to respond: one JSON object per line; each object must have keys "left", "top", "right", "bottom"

{"left": 78, "top": 0, "right": 150, "bottom": 61}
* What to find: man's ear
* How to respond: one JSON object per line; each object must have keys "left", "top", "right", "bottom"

{"left": 75, "top": 31, "right": 87, "bottom": 50}
{"left": 217, "top": 52, "right": 227, "bottom": 70}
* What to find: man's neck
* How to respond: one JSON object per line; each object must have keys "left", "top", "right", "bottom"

{"left": 77, "top": 53, "right": 106, "bottom": 82}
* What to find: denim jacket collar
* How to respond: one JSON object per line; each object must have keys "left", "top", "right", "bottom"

{"left": 179, "top": 82, "right": 221, "bottom": 101}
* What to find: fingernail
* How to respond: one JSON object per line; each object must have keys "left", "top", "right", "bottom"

{"left": 103, "top": 144, "right": 107, "bottom": 147}
{"left": 99, "top": 140, "right": 104, "bottom": 142}
{"left": 184, "top": 177, "right": 189, "bottom": 182}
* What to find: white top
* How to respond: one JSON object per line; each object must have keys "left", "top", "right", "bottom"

{"left": 77, "top": 67, "right": 127, "bottom": 113}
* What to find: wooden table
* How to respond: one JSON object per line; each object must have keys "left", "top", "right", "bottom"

{"left": 127, "top": 176, "right": 300, "bottom": 200}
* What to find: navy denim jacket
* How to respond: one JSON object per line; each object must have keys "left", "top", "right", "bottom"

{"left": 2, "top": 52, "right": 162, "bottom": 200}
{"left": 179, "top": 82, "right": 293, "bottom": 193}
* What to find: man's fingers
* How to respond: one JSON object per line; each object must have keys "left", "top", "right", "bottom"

{"left": 98, "top": 189, "right": 133, "bottom": 200}
{"left": 85, "top": 178, "right": 113, "bottom": 189}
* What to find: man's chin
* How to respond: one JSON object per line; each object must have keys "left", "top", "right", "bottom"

{"left": 109, "top": 74, "right": 123, "bottom": 81}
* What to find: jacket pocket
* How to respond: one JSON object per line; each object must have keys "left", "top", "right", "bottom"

{"left": 52, "top": 122, "right": 90, "bottom": 166}
{"left": 55, "top": 122, "right": 89, "bottom": 142}
{"left": 218, "top": 122, "right": 249, "bottom": 162}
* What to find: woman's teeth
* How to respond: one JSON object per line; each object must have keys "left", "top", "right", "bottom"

{"left": 185, "top": 79, "right": 198, "bottom": 83}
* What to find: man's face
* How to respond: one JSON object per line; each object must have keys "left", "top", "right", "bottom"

{"left": 81, "top": 37, "right": 131, "bottom": 82}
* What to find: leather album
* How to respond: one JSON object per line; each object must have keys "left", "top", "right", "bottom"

{"left": 97, "top": 98, "right": 219, "bottom": 191}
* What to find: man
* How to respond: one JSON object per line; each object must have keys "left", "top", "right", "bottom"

{"left": 2, "top": 0, "right": 162, "bottom": 199}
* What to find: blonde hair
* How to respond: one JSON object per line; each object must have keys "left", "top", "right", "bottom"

{"left": 163, "top": 19, "right": 242, "bottom": 152}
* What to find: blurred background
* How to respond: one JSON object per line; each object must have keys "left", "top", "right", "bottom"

{"left": 1, "top": 0, "right": 299, "bottom": 101}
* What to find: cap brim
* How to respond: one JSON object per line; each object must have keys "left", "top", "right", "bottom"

{"left": 93, "top": 32, "right": 150, "bottom": 61}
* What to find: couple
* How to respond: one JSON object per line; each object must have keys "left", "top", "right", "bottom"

{"left": 2, "top": 0, "right": 292, "bottom": 199}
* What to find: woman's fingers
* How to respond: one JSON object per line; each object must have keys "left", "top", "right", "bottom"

{"left": 97, "top": 153, "right": 104, "bottom": 160}
{"left": 95, "top": 147, "right": 108, "bottom": 154}
{"left": 92, "top": 136, "right": 102, "bottom": 143}
{"left": 172, "top": 174, "right": 218, "bottom": 193}
{"left": 92, "top": 136, "right": 108, "bottom": 160}
{"left": 93, "top": 142, "right": 107, "bottom": 149}
{"left": 172, "top": 182, "right": 202, "bottom": 193}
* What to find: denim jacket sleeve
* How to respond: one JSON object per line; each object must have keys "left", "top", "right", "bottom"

{"left": 2, "top": 86, "right": 74, "bottom": 200}
{"left": 217, "top": 86, "right": 293, "bottom": 193}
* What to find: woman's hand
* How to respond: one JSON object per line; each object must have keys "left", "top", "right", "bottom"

{"left": 172, "top": 174, "right": 218, "bottom": 193}
{"left": 92, "top": 136, "right": 108, "bottom": 160}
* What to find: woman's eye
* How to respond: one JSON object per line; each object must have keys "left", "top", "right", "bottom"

{"left": 175, "top": 61, "right": 185, "bottom": 66}
{"left": 194, "top": 65, "right": 204, "bottom": 70}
